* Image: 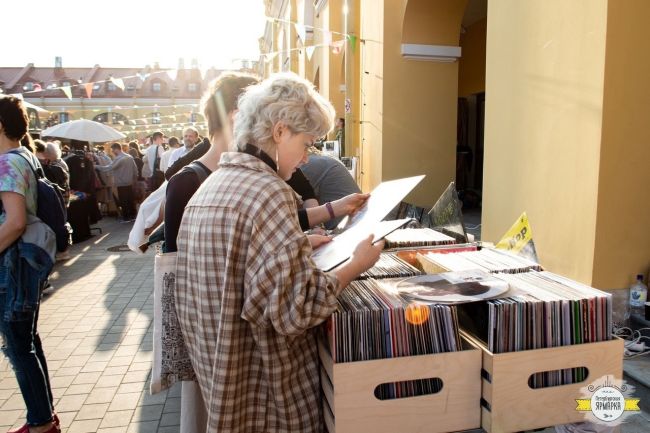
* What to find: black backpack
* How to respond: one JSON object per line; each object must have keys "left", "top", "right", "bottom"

{"left": 10, "top": 151, "right": 71, "bottom": 252}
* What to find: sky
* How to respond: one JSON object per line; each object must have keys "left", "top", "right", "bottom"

{"left": 3, "top": 0, "right": 267, "bottom": 70}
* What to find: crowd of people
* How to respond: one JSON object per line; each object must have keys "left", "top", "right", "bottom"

{"left": 0, "top": 70, "right": 369, "bottom": 433}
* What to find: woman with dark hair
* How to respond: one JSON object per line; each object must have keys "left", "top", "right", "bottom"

{"left": 0, "top": 95, "right": 59, "bottom": 432}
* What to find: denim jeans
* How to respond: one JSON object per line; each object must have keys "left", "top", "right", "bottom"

{"left": 0, "top": 292, "right": 54, "bottom": 426}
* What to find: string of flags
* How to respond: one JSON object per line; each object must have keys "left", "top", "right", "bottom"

{"left": 15, "top": 14, "right": 359, "bottom": 102}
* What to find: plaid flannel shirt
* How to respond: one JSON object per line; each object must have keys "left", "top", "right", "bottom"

{"left": 175, "top": 151, "right": 339, "bottom": 432}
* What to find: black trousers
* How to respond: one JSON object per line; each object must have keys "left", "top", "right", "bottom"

{"left": 117, "top": 185, "right": 136, "bottom": 219}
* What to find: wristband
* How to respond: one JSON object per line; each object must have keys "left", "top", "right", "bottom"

{"left": 325, "top": 202, "right": 336, "bottom": 220}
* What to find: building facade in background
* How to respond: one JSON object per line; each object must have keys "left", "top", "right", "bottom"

{"left": 0, "top": 59, "right": 257, "bottom": 141}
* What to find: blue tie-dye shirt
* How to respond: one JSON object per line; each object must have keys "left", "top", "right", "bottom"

{"left": 0, "top": 147, "right": 37, "bottom": 225}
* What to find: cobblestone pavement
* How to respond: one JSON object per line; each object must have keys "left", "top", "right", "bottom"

{"left": 0, "top": 217, "right": 181, "bottom": 433}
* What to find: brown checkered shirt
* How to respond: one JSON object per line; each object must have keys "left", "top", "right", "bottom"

{"left": 175, "top": 151, "right": 339, "bottom": 432}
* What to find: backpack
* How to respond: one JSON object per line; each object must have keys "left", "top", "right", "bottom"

{"left": 10, "top": 151, "right": 71, "bottom": 252}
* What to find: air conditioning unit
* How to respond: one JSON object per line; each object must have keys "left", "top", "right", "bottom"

{"left": 401, "top": 44, "right": 461, "bottom": 62}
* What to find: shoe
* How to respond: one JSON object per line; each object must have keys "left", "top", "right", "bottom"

{"left": 7, "top": 415, "right": 60, "bottom": 433}
{"left": 55, "top": 250, "right": 71, "bottom": 262}
{"left": 41, "top": 283, "right": 55, "bottom": 296}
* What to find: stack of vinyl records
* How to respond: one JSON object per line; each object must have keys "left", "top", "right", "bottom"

{"left": 420, "top": 248, "right": 542, "bottom": 274}
{"left": 357, "top": 252, "right": 423, "bottom": 280}
{"left": 384, "top": 228, "right": 456, "bottom": 249}
{"left": 458, "top": 271, "right": 612, "bottom": 388}
{"left": 328, "top": 278, "right": 462, "bottom": 399}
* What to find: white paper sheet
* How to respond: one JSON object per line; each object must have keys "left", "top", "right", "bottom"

{"left": 312, "top": 175, "right": 425, "bottom": 271}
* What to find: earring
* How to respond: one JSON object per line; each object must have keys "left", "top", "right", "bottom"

{"left": 275, "top": 147, "right": 280, "bottom": 173}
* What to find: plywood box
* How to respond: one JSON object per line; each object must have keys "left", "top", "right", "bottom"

{"left": 462, "top": 333, "right": 625, "bottom": 433}
{"left": 319, "top": 338, "right": 482, "bottom": 433}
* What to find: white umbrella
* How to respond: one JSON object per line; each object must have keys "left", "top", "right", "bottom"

{"left": 41, "top": 119, "right": 126, "bottom": 142}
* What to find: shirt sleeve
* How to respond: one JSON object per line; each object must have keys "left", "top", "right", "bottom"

{"left": 297, "top": 209, "right": 310, "bottom": 231}
{"left": 0, "top": 155, "right": 30, "bottom": 197}
{"left": 286, "top": 168, "right": 317, "bottom": 202}
{"left": 241, "top": 235, "right": 340, "bottom": 336}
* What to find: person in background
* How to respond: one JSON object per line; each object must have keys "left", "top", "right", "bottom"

{"left": 142, "top": 131, "right": 165, "bottom": 192}
{"left": 334, "top": 117, "right": 345, "bottom": 156}
{"left": 174, "top": 72, "right": 382, "bottom": 432}
{"left": 160, "top": 136, "right": 180, "bottom": 173}
{"left": 33, "top": 140, "right": 70, "bottom": 205}
{"left": 0, "top": 95, "right": 60, "bottom": 433}
{"left": 48, "top": 141, "right": 68, "bottom": 173}
{"left": 96, "top": 143, "right": 138, "bottom": 221}
{"left": 167, "top": 127, "right": 199, "bottom": 168}
{"left": 300, "top": 150, "right": 361, "bottom": 229}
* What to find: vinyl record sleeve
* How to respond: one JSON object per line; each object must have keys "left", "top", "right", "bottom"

{"left": 393, "top": 270, "right": 510, "bottom": 304}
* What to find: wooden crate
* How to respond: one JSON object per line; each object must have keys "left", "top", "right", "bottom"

{"left": 319, "top": 338, "right": 482, "bottom": 433}
{"left": 462, "top": 333, "right": 624, "bottom": 433}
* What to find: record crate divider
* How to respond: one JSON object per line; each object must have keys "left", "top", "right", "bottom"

{"left": 461, "top": 332, "right": 624, "bottom": 433}
{"left": 318, "top": 336, "right": 482, "bottom": 433}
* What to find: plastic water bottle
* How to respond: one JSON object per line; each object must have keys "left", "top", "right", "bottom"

{"left": 630, "top": 274, "right": 648, "bottom": 317}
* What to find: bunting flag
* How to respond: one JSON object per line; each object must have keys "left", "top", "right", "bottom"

{"left": 295, "top": 23, "right": 306, "bottom": 44}
{"left": 61, "top": 86, "right": 72, "bottom": 100}
{"left": 306, "top": 46, "right": 316, "bottom": 60}
{"left": 347, "top": 34, "right": 358, "bottom": 54}
{"left": 110, "top": 77, "right": 125, "bottom": 90}
{"left": 137, "top": 72, "right": 150, "bottom": 82}
{"left": 166, "top": 69, "right": 178, "bottom": 81}
{"left": 84, "top": 83, "right": 93, "bottom": 99}
{"left": 332, "top": 40, "right": 345, "bottom": 54}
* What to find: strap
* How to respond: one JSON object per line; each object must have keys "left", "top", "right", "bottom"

{"left": 187, "top": 162, "right": 210, "bottom": 185}
{"left": 7, "top": 149, "right": 43, "bottom": 180}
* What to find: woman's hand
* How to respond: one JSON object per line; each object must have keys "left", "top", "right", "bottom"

{"left": 308, "top": 234, "right": 332, "bottom": 249}
{"left": 331, "top": 193, "right": 370, "bottom": 218}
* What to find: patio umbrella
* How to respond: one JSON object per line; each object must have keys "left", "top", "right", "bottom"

{"left": 41, "top": 119, "right": 126, "bottom": 142}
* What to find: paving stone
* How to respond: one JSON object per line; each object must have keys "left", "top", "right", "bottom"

{"left": 108, "top": 392, "right": 141, "bottom": 412}
{"left": 56, "top": 394, "right": 88, "bottom": 412}
{"left": 132, "top": 404, "right": 164, "bottom": 422}
{"left": 67, "top": 418, "right": 102, "bottom": 433}
{"left": 126, "top": 421, "right": 158, "bottom": 433}
{"left": 99, "top": 409, "right": 133, "bottom": 428}
{"left": 75, "top": 402, "right": 110, "bottom": 420}
{"left": 86, "top": 386, "right": 118, "bottom": 405}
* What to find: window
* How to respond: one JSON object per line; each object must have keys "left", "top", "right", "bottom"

{"left": 112, "top": 113, "right": 129, "bottom": 125}
{"left": 59, "top": 112, "right": 70, "bottom": 123}
{"left": 93, "top": 83, "right": 102, "bottom": 90}
{"left": 107, "top": 82, "right": 117, "bottom": 91}
{"left": 23, "top": 82, "right": 34, "bottom": 91}
{"left": 152, "top": 82, "right": 162, "bottom": 92}
{"left": 188, "top": 83, "right": 198, "bottom": 92}
{"left": 62, "top": 81, "right": 71, "bottom": 87}
{"left": 126, "top": 84, "right": 136, "bottom": 91}
{"left": 151, "top": 112, "right": 161, "bottom": 124}
{"left": 93, "top": 114, "right": 106, "bottom": 123}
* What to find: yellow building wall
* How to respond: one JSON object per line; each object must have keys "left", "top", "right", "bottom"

{"left": 346, "top": 0, "right": 362, "bottom": 158}
{"left": 328, "top": 0, "right": 345, "bottom": 120}
{"left": 380, "top": 0, "right": 465, "bottom": 207}
{"left": 359, "top": 0, "right": 384, "bottom": 193}
{"left": 458, "top": 17, "right": 486, "bottom": 97}
{"left": 482, "top": 0, "right": 608, "bottom": 284}
{"left": 592, "top": 0, "right": 650, "bottom": 287}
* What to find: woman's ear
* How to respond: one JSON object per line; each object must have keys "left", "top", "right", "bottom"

{"left": 272, "top": 122, "right": 284, "bottom": 144}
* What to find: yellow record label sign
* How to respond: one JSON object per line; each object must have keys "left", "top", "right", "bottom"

{"left": 495, "top": 212, "right": 532, "bottom": 253}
